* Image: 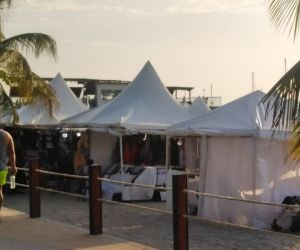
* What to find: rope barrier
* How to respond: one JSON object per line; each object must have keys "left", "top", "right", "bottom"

{"left": 182, "top": 171, "right": 200, "bottom": 176}
{"left": 7, "top": 181, "right": 29, "bottom": 188}
{"left": 36, "top": 186, "right": 87, "bottom": 199}
{"left": 99, "top": 198, "right": 172, "bottom": 214}
{"left": 8, "top": 166, "right": 29, "bottom": 172}
{"left": 15, "top": 183, "right": 29, "bottom": 188}
{"left": 16, "top": 167, "right": 29, "bottom": 172}
{"left": 168, "top": 168, "right": 199, "bottom": 176}
{"left": 183, "top": 214, "right": 300, "bottom": 239}
{"left": 13, "top": 166, "right": 298, "bottom": 209}
{"left": 185, "top": 189, "right": 300, "bottom": 209}
{"left": 36, "top": 169, "right": 88, "bottom": 180}
{"left": 14, "top": 166, "right": 300, "bottom": 210}
{"left": 98, "top": 177, "right": 171, "bottom": 191}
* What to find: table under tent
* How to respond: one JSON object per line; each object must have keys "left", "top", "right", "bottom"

{"left": 10, "top": 73, "right": 87, "bottom": 190}
{"left": 167, "top": 90, "right": 300, "bottom": 229}
{"left": 63, "top": 61, "right": 209, "bottom": 201}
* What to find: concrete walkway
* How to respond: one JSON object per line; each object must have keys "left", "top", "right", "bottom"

{"left": 0, "top": 207, "right": 154, "bottom": 250}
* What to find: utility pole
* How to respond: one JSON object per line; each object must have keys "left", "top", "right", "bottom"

{"left": 284, "top": 58, "right": 287, "bottom": 74}
{"left": 251, "top": 72, "right": 256, "bottom": 92}
{"left": 210, "top": 84, "right": 213, "bottom": 106}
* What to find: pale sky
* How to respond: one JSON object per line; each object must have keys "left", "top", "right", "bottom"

{"left": 4, "top": 0, "right": 300, "bottom": 104}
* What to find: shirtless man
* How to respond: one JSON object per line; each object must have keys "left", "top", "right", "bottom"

{"left": 0, "top": 129, "right": 17, "bottom": 216}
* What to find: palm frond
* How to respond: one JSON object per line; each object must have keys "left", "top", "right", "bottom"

{"left": 0, "top": 67, "right": 11, "bottom": 84}
{"left": 0, "top": 0, "right": 12, "bottom": 10}
{"left": 0, "top": 33, "right": 57, "bottom": 59}
{"left": 262, "top": 60, "right": 300, "bottom": 130}
{"left": 0, "top": 48, "right": 59, "bottom": 119}
{"left": 262, "top": 60, "right": 300, "bottom": 162}
{"left": 0, "top": 49, "right": 32, "bottom": 80}
{"left": 0, "top": 21, "right": 5, "bottom": 42}
{"left": 5, "top": 71, "right": 59, "bottom": 117}
{"left": 0, "top": 0, "right": 59, "bottom": 123}
{"left": 267, "top": 0, "right": 300, "bottom": 39}
{"left": 287, "top": 116, "right": 300, "bottom": 162}
{"left": 23, "top": 72, "right": 60, "bottom": 116}
{"left": 0, "top": 82, "right": 18, "bottom": 123}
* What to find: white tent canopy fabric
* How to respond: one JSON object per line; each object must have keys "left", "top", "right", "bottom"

{"left": 187, "top": 96, "right": 210, "bottom": 116}
{"left": 63, "top": 61, "right": 197, "bottom": 134}
{"left": 167, "top": 91, "right": 287, "bottom": 139}
{"left": 167, "top": 90, "right": 299, "bottom": 229}
{"left": 63, "top": 61, "right": 201, "bottom": 200}
{"left": 17, "top": 73, "right": 87, "bottom": 126}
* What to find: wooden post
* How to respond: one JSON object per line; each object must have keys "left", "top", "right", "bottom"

{"left": 29, "top": 158, "right": 40, "bottom": 218}
{"left": 173, "top": 174, "right": 188, "bottom": 250}
{"left": 89, "top": 164, "right": 102, "bottom": 235}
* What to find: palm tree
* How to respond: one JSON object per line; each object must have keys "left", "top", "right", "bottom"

{"left": 263, "top": 0, "right": 300, "bottom": 160}
{"left": 268, "top": 0, "right": 300, "bottom": 39}
{"left": 0, "top": 0, "right": 58, "bottom": 123}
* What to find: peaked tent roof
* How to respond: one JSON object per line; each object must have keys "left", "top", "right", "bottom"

{"left": 188, "top": 96, "right": 210, "bottom": 115}
{"left": 63, "top": 61, "right": 196, "bottom": 134}
{"left": 167, "top": 90, "right": 288, "bottom": 138}
{"left": 17, "top": 73, "right": 87, "bottom": 126}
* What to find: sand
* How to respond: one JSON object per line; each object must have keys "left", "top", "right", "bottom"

{"left": 3, "top": 189, "right": 300, "bottom": 250}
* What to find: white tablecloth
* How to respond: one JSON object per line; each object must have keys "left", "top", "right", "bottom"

{"left": 102, "top": 165, "right": 167, "bottom": 201}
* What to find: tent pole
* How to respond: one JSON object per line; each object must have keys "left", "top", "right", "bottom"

{"left": 198, "top": 135, "right": 208, "bottom": 216}
{"left": 165, "top": 136, "right": 170, "bottom": 170}
{"left": 253, "top": 138, "right": 257, "bottom": 198}
{"left": 119, "top": 135, "right": 124, "bottom": 200}
{"left": 252, "top": 137, "right": 257, "bottom": 227}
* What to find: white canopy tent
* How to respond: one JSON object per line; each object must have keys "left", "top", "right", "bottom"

{"left": 167, "top": 91, "right": 281, "bottom": 138}
{"left": 63, "top": 61, "right": 197, "bottom": 133}
{"left": 178, "top": 97, "right": 210, "bottom": 172}
{"left": 63, "top": 60, "right": 201, "bottom": 169}
{"left": 17, "top": 73, "right": 87, "bottom": 127}
{"left": 63, "top": 61, "right": 202, "bottom": 200}
{"left": 187, "top": 96, "right": 210, "bottom": 116}
{"left": 167, "top": 90, "right": 299, "bottom": 229}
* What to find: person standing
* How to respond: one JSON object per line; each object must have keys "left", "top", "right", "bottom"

{"left": 0, "top": 129, "right": 17, "bottom": 216}
{"left": 74, "top": 131, "right": 89, "bottom": 174}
